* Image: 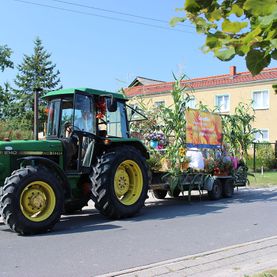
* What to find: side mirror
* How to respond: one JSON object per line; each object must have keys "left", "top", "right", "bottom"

{"left": 106, "top": 97, "right": 117, "bottom": 112}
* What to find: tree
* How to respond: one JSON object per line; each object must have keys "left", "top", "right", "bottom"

{"left": 0, "top": 83, "right": 15, "bottom": 119}
{"left": 171, "top": 0, "right": 277, "bottom": 75}
{"left": 0, "top": 45, "right": 14, "bottom": 119}
{"left": 0, "top": 45, "right": 13, "bottom": 72}
{"left": 13, "top": 37, "right": 62, "bottom": 128}
{"left": 221, "top": 102, "right": 258, "bottom": 159}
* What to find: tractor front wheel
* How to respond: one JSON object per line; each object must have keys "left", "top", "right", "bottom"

{"left": 90, "top": 146, "right": 149, "bottom": 219}
{"left": 0, "top": 166, "right": 64, "bottom": 235}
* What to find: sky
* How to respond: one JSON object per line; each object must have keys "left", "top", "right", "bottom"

{"left": 1, "top": 0, "right": 277, "bottom": 92}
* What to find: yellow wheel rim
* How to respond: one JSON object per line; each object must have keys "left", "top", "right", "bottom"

{"left": 114, "top": 160, "right": 143, "bottom": 206}
{"left": 20, "top": 181, "right": 56, "bottom": 222}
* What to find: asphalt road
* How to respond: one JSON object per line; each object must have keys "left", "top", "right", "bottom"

{"left": 0, "top": 187, "right": 277, "bottom": 277}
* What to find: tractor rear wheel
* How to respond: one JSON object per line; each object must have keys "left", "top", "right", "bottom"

{"left": 90, "top": 146, "right": 149, "bottom": 219}
{"left": 0, "top": 166, "right": 64, "bottom": 235}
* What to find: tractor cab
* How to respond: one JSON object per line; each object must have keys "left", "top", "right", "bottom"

{"left": 45, "top": 88, "right": 129, "bottom": 171}
{"left": 46, "top": 88, "right": 128, "bottom": 139}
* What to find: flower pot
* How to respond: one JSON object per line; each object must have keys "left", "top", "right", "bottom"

{"left": 180, "top": 161, "right": 189, "bottom": 171}
{"left": 150, "top": 140, "right": 159, "bottom": 148}
{"left": 215, "top": 171, "right": 229, "bottom": 176}
{"left": 160, "top": 158, "right": 171, "bottom": 171}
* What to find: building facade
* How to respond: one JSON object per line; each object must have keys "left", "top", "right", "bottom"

{"left": 124, "top": 66, "right": 277, "bottom": 143}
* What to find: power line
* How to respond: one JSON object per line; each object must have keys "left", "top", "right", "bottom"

{"left": 11, "top": 0, "right": 194, "bottom": 34}
{"left": 50, "top": 0, "right": 194, "bottom": 29}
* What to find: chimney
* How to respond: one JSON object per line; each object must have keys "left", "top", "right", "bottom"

{"left": 230, "top": 65, "right": 236, "bottom": 76}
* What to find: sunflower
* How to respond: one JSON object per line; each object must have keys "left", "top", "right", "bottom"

{"left": 179, "top": 147, "right": 186, "bottom": 157}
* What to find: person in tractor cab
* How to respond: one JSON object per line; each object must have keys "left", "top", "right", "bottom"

{"left": 74, "top": 96, "right": 94, "bottom": 133}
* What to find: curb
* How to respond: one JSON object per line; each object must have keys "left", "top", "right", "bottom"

{"left": 98, "top": 235, "right": 277, "bottom": 277}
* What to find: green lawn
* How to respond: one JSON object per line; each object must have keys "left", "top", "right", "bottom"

{"left": 245, "top": 269, "right": 277, "bottom": 277}
{"left": 248, "top": 171, "right": 277, "bottom": 188}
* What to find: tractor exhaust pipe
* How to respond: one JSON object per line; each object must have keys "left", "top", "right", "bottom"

{"left": 34, "top": 87, "right": 42, "bottom": 140}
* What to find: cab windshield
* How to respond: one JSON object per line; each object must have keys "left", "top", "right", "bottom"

{"left": 73, "top": 94, "right": 95, "bottom": 134}
{"left": 46, "top": 94, "right": 96, "bottom": 138}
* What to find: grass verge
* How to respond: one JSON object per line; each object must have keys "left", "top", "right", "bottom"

{"left": 245, "top": 268, "right": 277, "bottom": 276}
{"left": 248, "top": 171, "right": 277, "bottom": 188}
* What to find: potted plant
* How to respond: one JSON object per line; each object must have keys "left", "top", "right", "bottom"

{"left": 145, "top": 132, "right": 167, "bottom": 149}
{"left": 205, "top": 157, "right": 216, "bottom": 174}
{"left": 205, "top": 156, "right": 234, "bottom": 176}
{"left": 147, "top": 149, "right": 163, "bottom": 172}
{"left": 214, "top": 157, "right": 234, "bottom": 176}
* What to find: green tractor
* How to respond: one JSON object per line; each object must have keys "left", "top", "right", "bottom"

{"left": 0, "top": 88, "right": 150, "bottom": 235}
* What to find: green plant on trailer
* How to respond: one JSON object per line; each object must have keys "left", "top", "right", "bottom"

{"left": 0, "top": 88, "right": 150, "bottom": 235}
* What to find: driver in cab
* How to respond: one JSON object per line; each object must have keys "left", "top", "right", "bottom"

{"left": 74, "top": 98, "right": 94, "bottom": 133}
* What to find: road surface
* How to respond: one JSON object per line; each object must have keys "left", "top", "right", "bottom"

{"left": 0, "top": 187, "right": 276, "bottom": 276}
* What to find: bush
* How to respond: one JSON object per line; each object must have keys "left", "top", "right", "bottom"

{"left": 249, "top": 143, "right": 277, "bottom": 171}
{"left": 0, "top": 119, "right": 33, "bottom": 140}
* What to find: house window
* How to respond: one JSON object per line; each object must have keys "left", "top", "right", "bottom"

{"left": 254, "top": 129, "right": 269, "bottom": 142}
{"left": 187, "top": 96, "right": 196, "bottom": 109}
{"left": 252, "top": 90, "right": 269, "bottom": 109}
{"left": 215, "top": 95, "right": 230, "bottom": 112}
{"left": 154, "top": 100, "right": 165, "bottom": 107}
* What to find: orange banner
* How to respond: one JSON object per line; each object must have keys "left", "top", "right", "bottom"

{"left": 185, "top": 109, "right": 223, "bottom": 148}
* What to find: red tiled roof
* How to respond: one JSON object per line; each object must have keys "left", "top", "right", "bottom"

{"left": 124, "top": 67, "right": 277, "bottom": 97}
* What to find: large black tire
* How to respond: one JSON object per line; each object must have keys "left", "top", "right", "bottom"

{"left": 208, "top": 179, "right": 223, "bottom": 200}
{"left": 0, "top": 166, "right": 64, "bottom": 235}
{"left": 168, "top": 188, "right": 181, "bottom": 198}
{"left": 222, "top": 179, "right": 234, "bottom": 198}
{"left": 90, "top": 146, "right": 149, "bottom": 219}
{"left": 152, "top": 189, "right": 167, "bottom": 199}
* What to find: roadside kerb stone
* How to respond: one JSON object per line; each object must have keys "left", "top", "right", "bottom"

{"left": 98, "top": 235, "right": 277, "bottom": 277}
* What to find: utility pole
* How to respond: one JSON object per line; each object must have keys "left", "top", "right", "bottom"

{"left": 33, "top": 87, "right": 42, "bottom": 140}
{"left": 253, "top": 142, "right": 256, "bottom": 173}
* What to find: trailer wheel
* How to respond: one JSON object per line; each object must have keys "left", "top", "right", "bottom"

{"left": 152, "top": 189, "right": 167, "bottom": 199}
{"left": 208, "top": 179, "right": 222, "bottom": 200}
{"left": 90, "top": 146, "right": 148, "bottom": 219}
{"left": 168, "top": 188, "right": 180, "bottom": 198}
{"left": 0, "top": 166, "right": 64, "bottom": 235}
{"left": 222, "top": 179, "right": 234, "bottom": 198}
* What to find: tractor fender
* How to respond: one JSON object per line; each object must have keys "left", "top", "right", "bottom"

{"left": 107, "top": 141, "right": 149, "bottom": 159}
{"left": 17, "top": 156, "right": 71, "bottom": 198}
{"left": 130, "top": 141, "right": 150, "bottom": 159}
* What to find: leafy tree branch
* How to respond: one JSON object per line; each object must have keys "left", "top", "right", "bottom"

{"left": 171, "top": 0, "right": 277, "bottom": 75}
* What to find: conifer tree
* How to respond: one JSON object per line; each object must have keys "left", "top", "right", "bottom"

{"left": 13, "top": 37, "right": 62, "bottom": 128}
{"left": 0, "top": 45, "right": 13, "bottom": 72}
{"left": 0, "top": 83, "right": 15, "bottom": 119}
{"left": 0, "top": 45, "right": 14, "bottom": 119}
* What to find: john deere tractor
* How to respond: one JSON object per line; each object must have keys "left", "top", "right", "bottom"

{"left": 0, "top": 88, "right": 149, "bottom": 235}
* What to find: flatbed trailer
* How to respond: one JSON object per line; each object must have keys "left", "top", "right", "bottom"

{"left": 150, "top": 166, "right": 248, "bottom": 201}
{"left": 149, "top": 108, "right": 250, "bottom": 201}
